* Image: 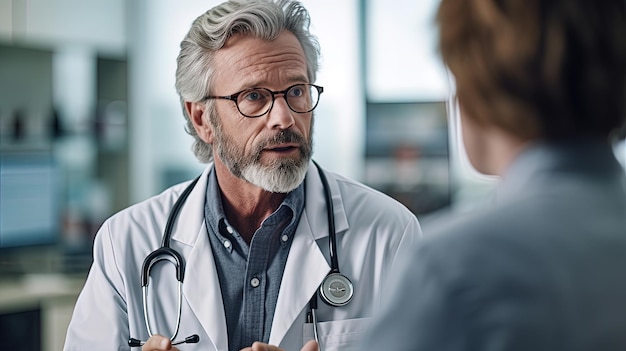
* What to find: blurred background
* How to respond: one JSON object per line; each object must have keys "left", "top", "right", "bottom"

{"left": 0, "top": 0, "right": 624, "bottom": 349}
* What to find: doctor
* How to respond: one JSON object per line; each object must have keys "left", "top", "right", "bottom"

{"left": 63, "top": 0, "right": 422, "bottom": 350}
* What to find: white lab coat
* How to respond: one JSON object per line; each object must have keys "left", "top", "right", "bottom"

{"left": 64, "top": 162, "right": 422, "bottom": 351}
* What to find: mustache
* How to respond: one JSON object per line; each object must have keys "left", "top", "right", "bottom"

{"left": 258, "top": 130, "right": 307, "bottom": 149}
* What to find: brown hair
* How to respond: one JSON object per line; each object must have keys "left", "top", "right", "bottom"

{"left": 438, "top": 0, "right": 626, "bottom": 141}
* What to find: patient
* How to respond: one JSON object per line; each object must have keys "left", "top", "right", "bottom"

{"left": 363, "top": 0, "right": 626, "bottom": 350}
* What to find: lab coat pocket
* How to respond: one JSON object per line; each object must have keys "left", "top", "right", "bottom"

{"left": 303, "top": 317, "right": 371, "bottom": 351}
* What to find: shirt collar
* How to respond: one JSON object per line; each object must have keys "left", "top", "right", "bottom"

{"left": 494, "top": 139, "right": 622, "bottom": 203}
{"left": 205, "top": 168, "right": 305, "bottom": 244}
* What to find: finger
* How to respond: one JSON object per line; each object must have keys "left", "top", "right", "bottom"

{"left": 301, "top": 340, "right": 319, "bottom": 351}
{"left": 243, "top": 341, "right": 316, "bottom": 351}
{"left": 141, "top": 334, "right": 172, "bottom": 350}
{"left": 246, "top": 341, "right": 280, "bottom": 351}
{"left": 250, "top": 342, "right": 271, "bottom": 351}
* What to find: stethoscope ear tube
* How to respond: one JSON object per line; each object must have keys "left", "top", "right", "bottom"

{"left": 141, "top": 247, "right": 185, "bottom": 287}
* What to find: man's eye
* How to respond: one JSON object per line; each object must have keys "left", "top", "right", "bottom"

{"left": 243, "top": 90, "right": 264, "bottom": 101}
{"left": 289, "top": 86, "right": 304, "bottom": 97}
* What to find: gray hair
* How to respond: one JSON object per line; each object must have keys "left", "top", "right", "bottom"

{"left": 175, "top": 0, "right": 321, "bottom": 163}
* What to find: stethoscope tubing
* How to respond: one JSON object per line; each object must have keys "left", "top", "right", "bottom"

{"left": 141, "top": 280, "right": 183, "bottom": 340}
{"left": 161, "top": 176, "right": 201, "bottom": 249}
{"left": 313, "top": 160, "right": 339, "bottom": 272}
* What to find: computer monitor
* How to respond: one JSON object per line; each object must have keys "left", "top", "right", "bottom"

{"left": 364, "top": 101, "right": 451, "bottom": 215}
{"left": 0, "top": 152, "right": 61, "bottom": 250}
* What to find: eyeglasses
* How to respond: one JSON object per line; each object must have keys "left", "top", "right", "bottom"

{"left": 204, "top": 83, "right": 324, "bottom": 118}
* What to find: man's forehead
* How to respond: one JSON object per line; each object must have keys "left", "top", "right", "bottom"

{"left": 212, "top": 31, "right": 308, "bottom": 89}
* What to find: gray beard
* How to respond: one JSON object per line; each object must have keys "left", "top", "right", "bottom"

{"left": 213, "top": 127, "right": 313, "bottom": 193}
{"left": 240, "top": 158, "right": 309, "bottom": 193}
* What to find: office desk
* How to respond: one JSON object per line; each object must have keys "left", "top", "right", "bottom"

{"left": 0, "top": 274, "right": 86, "bottom": 351}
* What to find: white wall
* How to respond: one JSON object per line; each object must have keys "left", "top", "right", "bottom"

{"left": 127, "top": 0, "right": 208, "bottom": 203}
{"left": 366, "top": 0, "right": 447, "bottom": 102}
{"left": 0, "top": 0, "right": 125, "bottom": 55}
{"left": 306, "top": 1, "right": 363, "bottom": 179}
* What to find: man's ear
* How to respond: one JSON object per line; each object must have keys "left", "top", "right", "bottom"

{"left": 185, "top": 101, "right": 213, "bottom": 143}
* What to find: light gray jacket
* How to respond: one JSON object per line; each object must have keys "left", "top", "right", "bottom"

{"left": 366, "top": 141, "right": 626, "bottom": 351}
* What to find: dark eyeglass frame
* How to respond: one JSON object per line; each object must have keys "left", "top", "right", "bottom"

{"left": 203, "top": 83, "right": 324, "bottom": 118}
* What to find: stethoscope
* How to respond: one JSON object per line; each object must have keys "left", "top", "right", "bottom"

{"left": 306, "top": 161, "right": 354, "bottom": 350}
{"left": 128, "top": 161, "right": 353, "bottom": 349}
{"left": 128, "top": 175, "right": 201, "bottom": 347}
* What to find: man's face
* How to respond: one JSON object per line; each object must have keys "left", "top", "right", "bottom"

{"left": 208, "top": 30, "right": 314, "bottom": 193}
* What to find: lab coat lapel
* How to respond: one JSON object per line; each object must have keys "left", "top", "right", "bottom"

{"left": 268, "top": 162, "right": 348, "bottom": 345}
{"left": 269, "top": 212, "right": 330, "bottom": 345}
{"left": 170, "top": 166, "right": 229, "bottom": 351}
{"left": 183, "top": 227, "right": 228, "bottom": 351}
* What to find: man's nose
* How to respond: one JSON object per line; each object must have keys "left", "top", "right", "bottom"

{"left": 266, "top": 96, "right": 295, "bottom": 130}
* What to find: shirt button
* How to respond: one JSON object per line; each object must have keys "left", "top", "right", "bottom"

{"left": 223, "top": 240, "right": 231, "bottom": 249}
{"left": 250, "top": 277, "right": 260, "bottom": 288}
{"left": 226, "top": 226, "right": 234, "bottom": 234}
{"left": 281, "top": 235, "right": 289, "bottom": 242}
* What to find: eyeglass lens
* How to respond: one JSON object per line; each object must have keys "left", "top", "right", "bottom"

{"left": 236, "top": 84, "right": 320, "bottom": 117}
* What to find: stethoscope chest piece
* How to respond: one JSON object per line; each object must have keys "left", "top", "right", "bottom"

{"left": 319, "top": 272, "right": 353, "bottom": 307}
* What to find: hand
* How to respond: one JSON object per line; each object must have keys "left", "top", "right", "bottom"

{"left": 240, "top": 340, "right": 318, "bottom": 351}
{"left": 141, "top": 334, "right": 180, "bottom": 351}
